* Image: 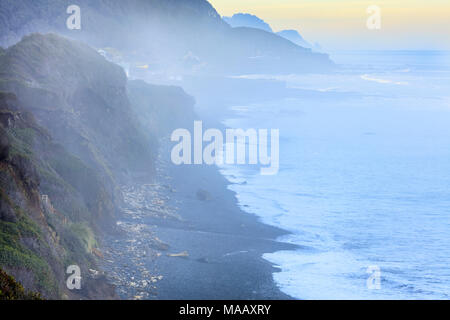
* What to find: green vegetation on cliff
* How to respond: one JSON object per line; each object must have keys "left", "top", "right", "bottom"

{"left": 0, "top": 268, "right": 42, "bottom": 300}
{"left": 0, "top": 91, "right": 89, "bottom": 297}
{"left": 0, "top": 33, "right": 196, "bottom": 299}
{"left": 0, "top": 75, "right": 115, "bottom": 298}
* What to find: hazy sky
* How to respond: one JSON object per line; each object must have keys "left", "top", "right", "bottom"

{"left": 209, "top": 0, "right": 450, "bottom": 50}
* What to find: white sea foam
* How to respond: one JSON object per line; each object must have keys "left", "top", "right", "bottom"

{"left": 219, "top": 51, "right": 450, "bottom": 299}
{"left": 360, "top": 74, "right": 408, "bottom": 85}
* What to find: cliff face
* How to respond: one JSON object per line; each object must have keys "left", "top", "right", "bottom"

{"left": 127, "top": 80, "right": 196, "bottom": 138}
{"left": 0, "top": 0, "right": 333, "bottom": 75}
{"left": 0, "top": 34, "right": 158, "bottom": 225}
{"left": 0, "top": 91, "right": 99, "bottom": 298}
{"left": 0, "top": 34, "right": 196, "bottom": 299}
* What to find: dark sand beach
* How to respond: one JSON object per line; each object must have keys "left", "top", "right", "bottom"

{"left": 100, "top": 139, "right": 297, "bottom": 300}
{"left": 152, "top": 160, "right": 297, "bottom": 300}
{"left": 98, "top": 77, "right": 303, "bottom": 300}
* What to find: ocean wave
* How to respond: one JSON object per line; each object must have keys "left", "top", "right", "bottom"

{"left": 360, "top": 74, "right": 408, "bottom": 85}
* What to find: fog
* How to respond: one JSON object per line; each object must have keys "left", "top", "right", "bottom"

{"left": 1, "top": 0, "right": 449, "bottom": 301}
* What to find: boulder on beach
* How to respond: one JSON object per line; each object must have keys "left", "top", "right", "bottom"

{"left": 196, "top": 189, "right": 212, "bottom": 201}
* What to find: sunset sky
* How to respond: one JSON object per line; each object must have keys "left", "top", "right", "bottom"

{"left": 209, "top": 0, "right": 450, "bottom": 50}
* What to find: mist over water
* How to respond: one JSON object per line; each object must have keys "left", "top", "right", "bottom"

{"left": 219, "top": 51, "right": 450, "bottom": 299}
{"left": 3, "top": 0, "right": 450, "bottom": 302}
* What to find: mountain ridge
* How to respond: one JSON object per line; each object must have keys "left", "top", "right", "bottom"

{"left": 223, "top": 13, "right": 273, "bottom": 33}
{"left": 0, "top": 0, "right": 333, "bottom": 75}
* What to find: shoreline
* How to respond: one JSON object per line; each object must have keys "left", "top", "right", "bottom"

{"left": 153, "top": 150, "right": 297, "bottom": 300}
{"left": 100, "top": 139, "right": 297, "bottom": 300}
{"left": 99, "top": 76, "right": 305, "bottom": 300}
{"left": 148, "top": 77, "right": 300, "bottom": 300}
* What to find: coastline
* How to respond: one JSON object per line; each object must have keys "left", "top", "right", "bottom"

{"left": 152, "top": 154, "right": 297, "bottom": 300}
{"left": 150, "top": 77, "right": 304, "bottom": 300}
{"left": 100, "top": 137, "right": 297, "bottom": 300}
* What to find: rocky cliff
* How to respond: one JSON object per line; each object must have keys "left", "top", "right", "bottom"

{"left": 127, "top": 80, "right": 196, "bottom": 138}
{"left": 0, "top": 90, "right": 112, "bottom": 298}
{"left": 0, "top": 33, "right": 195, "bottom": 299}
{"left": 0, "top": 33, "right": 158, "bottom": 224}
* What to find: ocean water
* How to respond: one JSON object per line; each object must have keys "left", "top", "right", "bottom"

{"left": 219, "top": 51, "right": 450, "bottom": 299}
